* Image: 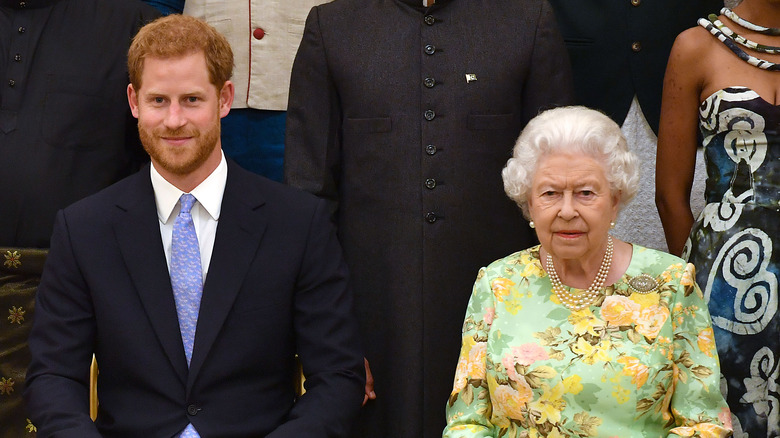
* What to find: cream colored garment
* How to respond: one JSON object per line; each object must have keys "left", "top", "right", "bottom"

{"left": 613, "top": 97, "right": 706, "bottom": 252}
{"left": 184, "top": 0, "right": 331, "bottom": 110}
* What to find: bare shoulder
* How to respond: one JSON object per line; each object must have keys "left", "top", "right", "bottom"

{"left": 665, "top": 24, "right": 716, "bottom": 89}
{"left": 671, "top": 25, "right": 715, "bottom": 59}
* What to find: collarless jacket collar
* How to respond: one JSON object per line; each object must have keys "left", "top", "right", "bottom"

{"left": 394, "top": 0, "right": 451, "bottom": 10}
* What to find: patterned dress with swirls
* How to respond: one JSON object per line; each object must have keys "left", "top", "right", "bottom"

{"left": 686, "top": 86, "right": 780, "bottom": 437}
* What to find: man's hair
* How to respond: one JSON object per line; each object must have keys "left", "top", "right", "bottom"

{"left": 128, "top": 14, "right": 234, "bottom": 90}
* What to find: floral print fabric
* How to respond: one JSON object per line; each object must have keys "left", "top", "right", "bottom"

{"left": 443, "top": 245, "right": 732, "bottom": 438}
{"left": 685, "top": 86, "right": 780, "bottom": 437}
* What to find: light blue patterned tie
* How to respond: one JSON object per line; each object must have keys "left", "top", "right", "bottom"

{"left": 170, "top": 193, "right": 202, "bottom": 438}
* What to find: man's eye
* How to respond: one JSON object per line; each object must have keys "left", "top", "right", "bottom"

{"left": 187, "top": 96, "right": 199, "bottom": 103}
{"left": 153, "top": 97, "right": 165, "bottom": 104}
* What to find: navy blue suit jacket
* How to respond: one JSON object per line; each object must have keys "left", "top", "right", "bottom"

{"left": 25, "top": 160, "right": 364, "bottom": 437}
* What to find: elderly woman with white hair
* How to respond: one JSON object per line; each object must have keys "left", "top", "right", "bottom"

{"left": 443, "top": 106, "right": 732, "bottom": 438}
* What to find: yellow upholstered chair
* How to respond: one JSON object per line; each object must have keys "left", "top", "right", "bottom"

{"left": 90, "top": 356, "right": 98, "bottom": 421}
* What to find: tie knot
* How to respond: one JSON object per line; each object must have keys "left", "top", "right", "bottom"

{"left": 179, "top": 193, "right": 197, "bottom": 215}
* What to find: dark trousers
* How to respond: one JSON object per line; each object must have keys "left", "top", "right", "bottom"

{"left": 221, "top": 109, "right": 287, "bottom": 183}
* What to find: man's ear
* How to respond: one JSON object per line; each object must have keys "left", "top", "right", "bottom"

{"left": 219, "top": 80, "right": 234, "bottom": 118}
{"left": 127, "top": 84, "right": 140, "bottom": 118}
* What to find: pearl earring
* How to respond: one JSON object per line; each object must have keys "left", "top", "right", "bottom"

{"left": 529, "top": 221, "right": 535, "bottom": 229}
{"left": 610, "top": 221, "right": 616, "bottom": 229}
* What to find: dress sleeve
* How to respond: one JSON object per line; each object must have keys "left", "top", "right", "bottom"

{"left": 284, "top": 6, "right": 342, "bottom": 220}
{"left": 443, "top": 268, "right": 497, "bottom": 437}
{"left": 667, "top": 263, "right": 733, "bottom": 438}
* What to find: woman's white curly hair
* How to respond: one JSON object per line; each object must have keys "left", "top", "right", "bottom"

{"left": 502, "top": 106, "right": 639, "bottom": 219}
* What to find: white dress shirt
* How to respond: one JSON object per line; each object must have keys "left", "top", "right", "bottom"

{"left": 150, "top": 152, "right": 228, "bottom": 281}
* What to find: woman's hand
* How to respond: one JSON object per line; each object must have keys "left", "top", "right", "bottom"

{"left": 363, "top": 357, "right": 376, "bottom": 406}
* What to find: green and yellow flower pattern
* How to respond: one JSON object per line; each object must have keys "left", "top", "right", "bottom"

{"left": 444, "top": 245, "right": 732, "bottom": 438}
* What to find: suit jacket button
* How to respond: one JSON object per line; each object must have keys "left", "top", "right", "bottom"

{"left": 425, "top": 212, "right": 437, "bottom": 223}
{"left": 187, "top": 404, "right": 199, "bottom": 416}
{"left": 424, "top": 15, "right": 435, "bottom": 25}
{"left": 424, "top": 109, "right": 435, "bottom": 121}
{"left": 425, "top": 144, "right": 437, "bottom": 155}
{"left": 631, "top": 41, "right": 642, "bottom": 52}
{"left": 424, "top": 44, "right": 436, "bottom": 55}
{"left": 425, "top": 178, "right": 436, "bottom": 189}
{"left": 630, "top": 0, "right": 641, "bottom": 5}
{"left": 424, "top": 77, "right": 436, "bottom": 88}
{"left": 253, "top": 28, "right": 265, "bottom": 40}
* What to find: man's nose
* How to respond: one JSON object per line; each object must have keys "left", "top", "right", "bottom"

{"left": 164, "top": 103, "right": 187, "bottom": 129}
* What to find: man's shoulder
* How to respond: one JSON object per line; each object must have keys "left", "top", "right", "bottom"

{"left": 91, "top": 0, "right": 160, "bottom": 15}
{"left": 311, "top": 0, "right": 391, "bottom": 23}
{"left": 60, "top": 0, "right": 161, "bottom": 23}
{"left": 314, "top": 0, "right": 364, "bottom": 13}
{"left": 227, "top": 161, "right": 323, "bottom": 210}
{"left": 62, "top": 168, "right": 149, "bottom": 218}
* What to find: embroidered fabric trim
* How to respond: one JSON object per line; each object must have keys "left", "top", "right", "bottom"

{"left": 709, "top": 14, "right": 780, "bottom": 54}
{"left": 721, "top": 7, "right": 780, "bottom": 36}
{"left": 699, "top": 17, "right": 780, "bottom": 71}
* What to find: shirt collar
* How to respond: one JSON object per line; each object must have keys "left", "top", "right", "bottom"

{"left": 150, "top": 151, "right": 228, "bottom": 225}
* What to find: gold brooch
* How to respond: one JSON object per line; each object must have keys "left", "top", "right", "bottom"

{"left": 628, "top": 274, "right": 658, "bottom": 294}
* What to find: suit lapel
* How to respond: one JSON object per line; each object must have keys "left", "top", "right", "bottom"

{"left": 113, "top": 168, "right": 189, "bottom": 384}
{"left": 187, "top": 163, "right": 267, "bottom": 387}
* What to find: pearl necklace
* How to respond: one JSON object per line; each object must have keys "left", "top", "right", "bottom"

{"left": 546, "top": 236, "right": 613, "bottom": 311}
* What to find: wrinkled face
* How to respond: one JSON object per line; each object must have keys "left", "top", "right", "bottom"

{"left": 128, "top": 52, "right": 232, "bottom": 182}
{"left": 527, "top": 152, "right": 620, "bottom": 263}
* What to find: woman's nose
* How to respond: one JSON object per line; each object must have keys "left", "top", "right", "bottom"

{"left": 558, "top": 193, "right": 578, "bottom": 220}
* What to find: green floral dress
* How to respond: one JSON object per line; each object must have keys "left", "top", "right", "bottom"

{"left": 443, "top": 245, "right": 732, "bottom": 438}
